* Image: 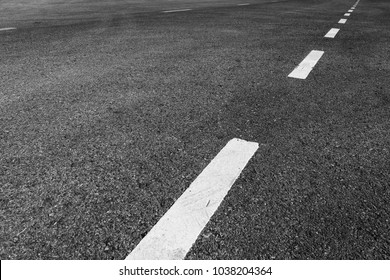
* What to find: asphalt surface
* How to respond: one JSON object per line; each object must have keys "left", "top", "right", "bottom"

{"left": 1, "top": 0, "right": 390, "bottom": 259}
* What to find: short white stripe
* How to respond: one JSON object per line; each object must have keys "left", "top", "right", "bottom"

{"left": 288, "top": 50, "right": 324, "bottom": 79}
{"left": 344, "top": 13, "right": 351, "bottom": 16}
{"left": 162, "top": 9, "right": 192, "bottom": 13}
{"left": 0, "top": 27, "right": 16, "bottom": 31}
{"left": 324, "top": 28, "right": 340, "bottom": 38}
{"left": 338, "top": 19, "right": 347, "bottom": 24}
{"left": 126, "top": 138, "right": 259, "bottom": 260}
{"left": 348, "top": 9, "right": 353, "bottom": 12}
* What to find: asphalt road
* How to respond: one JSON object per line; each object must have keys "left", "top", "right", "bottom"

{"left": 1, "top": 0, "right": 389, "bottom": 259}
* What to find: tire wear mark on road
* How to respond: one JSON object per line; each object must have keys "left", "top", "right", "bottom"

{"left": 126, "top": 138, "right": 258, "bottom": 260}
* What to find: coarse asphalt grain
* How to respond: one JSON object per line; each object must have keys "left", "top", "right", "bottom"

{"left": 1, "top": 0, "right": 389, "bottom": 259}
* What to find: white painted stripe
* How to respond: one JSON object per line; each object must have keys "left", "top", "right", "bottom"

{"left": 348, "top": 9, "right": 353, "bottom": 12}
{"left": 0, "top": 27, "right": 16, "bottom": 31}
{"left": 237, "top": 3, "right": 250, "bottom": 5}
{"left": 162, "top": 9, "right": 192, "bottom": 13}
{"left": 288, "top": 50, "right": 324, "bottom": 79}
{"left": 338, "top": 19, "right": 347, "bottom": 24}
{"left": 344, "top": 13, "right": 351, "bottom": 16}
{"left": 126, "top": 138, "right": 258, "bottom": 260}
{"left": 324, "top": 28, "right": 340, "bottom": 38}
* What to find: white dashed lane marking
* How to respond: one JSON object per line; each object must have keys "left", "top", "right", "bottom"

{"left": 0, "top": 27, "right": 16, "bottom": 31}
{"left": 288, "top": 50, "right": 324, "bottom": 80}
{"left": 162, "top": 9, "right": 192, "bottom": 13}
{"left": 338, "top": 19, "right": 347, "bottom": 24}
{"left": 126, "top": 138, "right": 259, "bottom": 260}
{"left": 324, "top": 28, "right": 340, "bottom": 38}
{"left": 348, "top": 9, "right": 353, "bottom": 12}
{"left": 344, "top": 13, "right": 351, "bottom": 16}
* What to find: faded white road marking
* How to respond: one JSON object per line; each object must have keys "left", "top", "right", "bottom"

{"left": 237, "top": 3, "right": 250, "bottom": 5}
{"left": 324, "top": 28, "right": 340, "bottom": 38}
{"left": 162, "top": 9, "right": 192, "bottom": 13}
{"left": 348, "top": 9, "right": 353, "bottom": 12}
{"left": 338, "top": 19, "right": 347, "bottom": 24}
{"left": 344, "top": 13, "right": 351, "bottom": 16}
{"left": 288, "top": 50, "right": 324, "bottom": 79}
{"left": 126, "top": 138, "right": 259, "bottom": 260}
{"left": 0, "top": 27, "right": 16, "bottom": 31}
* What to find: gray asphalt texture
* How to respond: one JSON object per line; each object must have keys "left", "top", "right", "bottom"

{"left": 1, "top": 0, "right": 389, "bottom": 259}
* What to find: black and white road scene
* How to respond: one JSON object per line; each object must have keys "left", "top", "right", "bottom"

{"left": 1, "top": 0, "right": 390, "bottom": 260}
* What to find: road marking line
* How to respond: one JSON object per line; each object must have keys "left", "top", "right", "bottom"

{"left": 162, "top": 9, "right": 192, "bottom": 13}
{"left": 348, "top": 9, "right": 353, "bottom": 12}
{"left": 237, "top": 3, "right": 250, "bottom": 5}
{"left": 338, "top": 19, "right": 347, "bottom": 24}
{"left": 126, "top": 138, "right": 259, "bottom": 260}
{"left": 324, "top": 28, "right": 340, "bottom": 38}
{"left": 288, "top": 50, "right": 324, "bottom": 80}
{"left": 0, "top": 27, "right": 16, "bottom": 31}
{"left": 344, "top": 13, "right": 351, "bottom": 16}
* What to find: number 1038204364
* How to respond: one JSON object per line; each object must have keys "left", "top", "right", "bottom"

{"left": 212, "top": 267, "right": 272, "bottom": 276}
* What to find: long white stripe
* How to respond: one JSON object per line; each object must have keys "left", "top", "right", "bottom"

{"left": 162, "top": 9, "right": 192, "bottom": 13}
{"left": 0, "top": 27, "right": 16, "bottom": 31}
{"left": 126, "top": 138, "right": 258, "bottom": 260}
{"left": 338, "top": 19, "right": 347, "bottom": 24}
{"left": 288, "top": 50, "right": 324, "bottom": 79}
{"left": 324, "top": 28, "right": 340, "bottom": 38}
